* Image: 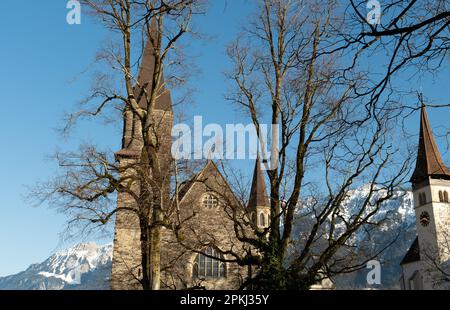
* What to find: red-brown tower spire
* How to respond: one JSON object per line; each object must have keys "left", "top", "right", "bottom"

{"left": 410, "top": 105, "right": 450, "bottom": 184}
{"left": 134, "top": 19, "right": 172, "bottom": 112}
{"left": 119, "top": 18, "right": 173, "bottom": 152}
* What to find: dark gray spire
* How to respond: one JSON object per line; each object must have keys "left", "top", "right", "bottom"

{"left": 248, "top": 157, "right": 270, "bottom": 209}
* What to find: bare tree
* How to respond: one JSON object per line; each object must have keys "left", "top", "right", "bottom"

{"left": 331, "top": 0, "right": 449, "bottom": 110}
{"left": 29, "top": 0, "right": 448, "bottom": 291}
{"left": 217, "top": 0, "right": 413, "bottom": 289}
{"left": 30, "top": 0, "right": 203, "bottom": 290}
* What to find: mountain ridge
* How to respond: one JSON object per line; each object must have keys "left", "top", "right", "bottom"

{"left": 0, "top": 243, "right": 112, "bottom": 290}
{"left": 0, "top": 186, "right": 417, "bottom": 290}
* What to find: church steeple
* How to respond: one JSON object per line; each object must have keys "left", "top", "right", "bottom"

{"left": 134, "top": 20, "right": 172, "bottom": 112}
{"left": 113, "top": 19, "right": 175, "bottom": 289}
{"left": 248, "top": 156, "right": 270, "bottom": 210}
{"left": 405, "top": 105, "right": 450, "bottom": 290}
{"left": 410, "top": 105, "right": 450, "bottom": 184}
{"left": 248, "top": 157, "right": 270, "bottom": 229}
{"left": 120, "top": 19, "right": 173, "bottom": 151}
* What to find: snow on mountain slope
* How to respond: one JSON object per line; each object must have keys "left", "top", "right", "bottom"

{"left": 335, "top": 187, "right": 417, "bottom": 289}
{"left": 293, "top": 186, "right": 417, "bottom": 289}
{"left": 0, "top": 186, "right": 417, "bottom": 290}
{"left": 38, "top": 243, "right": 112, "bottom": 285}
{"left": 0, "top": 243, "right": 112, "bottom": 290}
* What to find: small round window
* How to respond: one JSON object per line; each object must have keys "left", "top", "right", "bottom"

{"left": 202, "top": 194, "right": 219, "bottom": 209}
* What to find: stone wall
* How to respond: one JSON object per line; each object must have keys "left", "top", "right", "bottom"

{"left": 111, "top": 109, "right": 174, "bottom": 290}
{"left": 160, "top": 162, "right": 249, "bottom": 290}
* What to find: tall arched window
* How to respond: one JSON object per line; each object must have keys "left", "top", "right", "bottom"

{"left": 439, "top": 191, "right": 444, "bottom": 202}
{"left": 202, "top": 194, "right": 219, "bottom": 209}
{"left": 259, "top": 212, "right": 266, "bottom": 227}
{"left": 445, "top": 191, "right": 449, "bottom": 203}
{"left": 192, "top": 247, "right": 226, "bottom": 279}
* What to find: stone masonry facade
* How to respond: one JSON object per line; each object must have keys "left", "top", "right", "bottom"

{"left": 111, "top": 26, "right": 268, "bottom": 290}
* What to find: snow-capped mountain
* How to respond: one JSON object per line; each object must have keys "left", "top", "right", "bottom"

{"left": 0, "top": 243, "right": 112, "bottom": 290}
{"left": 293, "top": 186, "right": 417, "bottom": 289}
{"left": 0, "top": 186, "right": 417, "bottom": 290}
{"left": 335, "top": 187, "right": 417, "bottom": 289}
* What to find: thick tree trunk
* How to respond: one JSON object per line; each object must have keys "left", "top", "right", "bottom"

{"left": 150, "top": 208, "right": 162, "bottom": 290}
{"left": 140, "top": 221, "right": 152, "bottom": 290}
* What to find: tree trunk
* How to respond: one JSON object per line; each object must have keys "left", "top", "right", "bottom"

{"left": 150, "top": 208, "right": 162, "bottom": 290}
{"left": 140, "top": 220, "right": 152, "bottom": 290}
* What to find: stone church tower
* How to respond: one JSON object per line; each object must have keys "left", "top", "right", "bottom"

{"left": 111, "top": 26, "right": 174, "bottom": 290}
{"left": 401, "top": 105, "right": 450, "bottom": 290}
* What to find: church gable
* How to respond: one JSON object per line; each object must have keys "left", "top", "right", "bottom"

{"left": 170, "top": 161, "right": 243, "bottom": 250}
{"left": 160, "top": 161, "right": 248, "bottom": 290}
{"left": 177, "top": 161, "right": 240, "bottom": 210}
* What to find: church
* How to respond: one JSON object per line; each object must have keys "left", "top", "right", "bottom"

{"left": 109, "top": 22, "right": 450, "bottom": 291}
{"left": 110, "top": 28, "right": 270, "bottom": 290}
{"left": 400, "top": 106, "right": 450, "bottom": 290}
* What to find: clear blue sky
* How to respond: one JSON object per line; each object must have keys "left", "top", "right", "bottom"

{"left": 0, "top": 1, "right": 448, "bottom": 276}
{"left": 0, "top": 0, "right": 255, "bottom": 277}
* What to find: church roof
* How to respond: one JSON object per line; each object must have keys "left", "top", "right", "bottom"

{"left": 410, "top": 105, "right": 450, "bottom": 184}
{"left": 176, "top": 160, "right": 239, "bottom": 205}
{"left": 248, "top": 157, "right": 270, "bottom": 209}
{"left": 400, "top": 237, "right": 420, "bottom": 265}
{"left": 177, "top": 178, "right": 196, "bottom": 202}
{"left": 133, "top": 22, "right": 172, "bottom": 112}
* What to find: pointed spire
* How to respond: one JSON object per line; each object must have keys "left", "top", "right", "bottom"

{"left": 411, "top": 105, "right": 450, "bottom": 184}
{"left": 248, "top": 156, "right": 270, "bottom": 209}
{"left": 134, "top": 18, "right": 172, "bottom": 111}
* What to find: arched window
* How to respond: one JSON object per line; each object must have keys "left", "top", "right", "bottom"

{"left": 192, "top": 247, "right": 226, "bottom": 279}
{"left": 202, "top": 194, "right": 219, "bottom": 209}
{"left": 445, "top": 191, "right": 449, "bottom": 203}
{"left": 259, "top": 212, "right": 266, "bottom": 227}
{"left": 439, "top": 191, "right": 444, "bottom": 202}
